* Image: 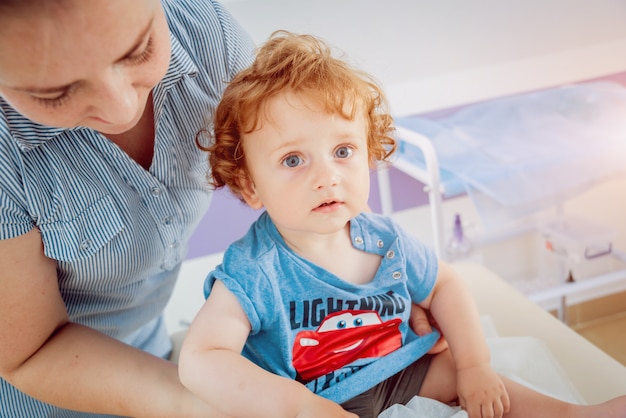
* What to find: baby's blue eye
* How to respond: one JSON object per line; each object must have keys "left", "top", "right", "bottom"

{"left": 335, "top": 146, "right": 353, "bottom": 159}
{"left": 282, "top": 154, "right": 302, "bottom": 168}
{"left": 353, "top": 318, "right": 363, "bottom": 327}
{"left": 336, "top": 320, "right": 347, "bottom": 329}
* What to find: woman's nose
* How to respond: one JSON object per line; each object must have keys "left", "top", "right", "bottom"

{"left": 90, "top": 70, "right": 139, "bottom": 125}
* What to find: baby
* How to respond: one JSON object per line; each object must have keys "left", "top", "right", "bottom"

{"left": 179, "top": 31, "right": 626, "bottom": 418}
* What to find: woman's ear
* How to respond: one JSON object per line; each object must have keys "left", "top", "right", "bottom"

{"left": 238, "top": 172, "right": 264, "bottom": 210}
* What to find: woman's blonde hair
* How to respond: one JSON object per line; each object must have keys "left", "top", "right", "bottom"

{"left": 199, "top": 30, "right": 396, "bottom": 200}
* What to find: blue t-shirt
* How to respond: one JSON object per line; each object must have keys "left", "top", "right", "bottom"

{"left": 207, "top": 211, "right": 440, "bottom": 404}
{"left": 0, "top": 0, "right": 254, "bottom": 416}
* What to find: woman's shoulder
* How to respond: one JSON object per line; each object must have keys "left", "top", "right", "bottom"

{"left": 161, "top": 0, "right": 254, "bottom": 73}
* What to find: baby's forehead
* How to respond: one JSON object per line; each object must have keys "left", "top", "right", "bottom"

{"left": 266, "top": 89, "right": 363, "bottom": 115}
{"left": 248, "top": 91, "right": 362, "bottom": 131}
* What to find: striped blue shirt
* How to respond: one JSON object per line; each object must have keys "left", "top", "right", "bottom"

{"left": 0, "top": 0, "right": 254, "bottom": 416}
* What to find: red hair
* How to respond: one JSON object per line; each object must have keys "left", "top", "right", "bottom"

{"left": 198, "top": 30, "right": 396, "bottom": 200}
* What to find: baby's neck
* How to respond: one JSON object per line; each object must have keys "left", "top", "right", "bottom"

{"left": 283, "top": 225, "right": 382, "bottom": 285}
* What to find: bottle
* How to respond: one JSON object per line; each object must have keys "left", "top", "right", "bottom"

{"left": 446, "top": 213, "right": 473, "bottom": 261}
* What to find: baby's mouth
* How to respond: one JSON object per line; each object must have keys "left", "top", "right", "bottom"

{"left": 316, "top": 199, "right": 344, "bottom": 210}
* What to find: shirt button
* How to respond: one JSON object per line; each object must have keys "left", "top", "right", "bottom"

{"left": 377, "top": 240, "right": 384, "bottom": 248}
{"left": 150, "top": 187, "right": 162, "bottom": 196}
{"left": 386, "top": 250, "right": 395, "bottom": 259}
{"left": 79, "top": 239, "right": 92, "bottom": 252}
{"left": 169, "top": 241, "right": 179, "bottom": 249}
{"left": 392, "top": 271, "right": 402, "bottom": 280}
{"left": 163, "top": 216, "right": 173, "bottom": 225}
{"left": 354, "top": 237, "right": 364, "bottom": 245}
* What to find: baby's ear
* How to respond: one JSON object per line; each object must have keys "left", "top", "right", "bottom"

{"left": 238, "top": 172, "right": 263, "bottom": 210}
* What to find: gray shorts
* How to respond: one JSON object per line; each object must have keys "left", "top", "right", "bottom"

{"left": 341, "top": 355, "right": 433, "bottom": 418}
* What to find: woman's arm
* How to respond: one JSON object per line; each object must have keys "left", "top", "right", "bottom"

{"left": 179, "top": 280, "right": 357, "bottom": 418}
{"left": 0, "top": 229, "right": 215, "bottom": 417}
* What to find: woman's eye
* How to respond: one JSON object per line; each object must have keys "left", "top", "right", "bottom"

{"left": 33, "top": 90, "right": 72, "bottom": 109}
{"left": 282, "top": 154, "right": 302, "bottom": 168}
{"left": 126, "top": 37, "right": 154, "bottom": 65}
{"left": 335, "top": 146, "right": 353, "bottom": 159}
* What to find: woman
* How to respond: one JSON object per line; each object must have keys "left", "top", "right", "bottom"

{"left": 0, "top": 0, "right": 254, "bottom": 416}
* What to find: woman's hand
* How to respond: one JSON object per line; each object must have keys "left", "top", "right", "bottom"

{"left": 409, "top": 304, "right": 449, "bottom": 354}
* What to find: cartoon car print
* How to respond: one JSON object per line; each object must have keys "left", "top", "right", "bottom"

{"left": 292, "top": 310, "right": 402, "bottom": 382}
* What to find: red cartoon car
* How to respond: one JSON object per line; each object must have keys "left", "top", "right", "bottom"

{"left": 292, "top": 310, "right": 402, "bottom": 381}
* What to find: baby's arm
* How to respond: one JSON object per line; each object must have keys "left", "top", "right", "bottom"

{"left": 178, "top": 280, "right": 356, "bottom": 418}
{"left": 420, "top": 262, "right": 510, "bottom": 418}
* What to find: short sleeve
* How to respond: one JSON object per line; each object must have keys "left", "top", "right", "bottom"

{"left": 204, "top": 244, "right": 278, "bottom": 334}
{"left": 162, "top": 0, "right": 255, "bottom": 81}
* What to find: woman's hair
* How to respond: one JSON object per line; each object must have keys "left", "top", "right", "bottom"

{"left": 199, "top": 30, "right": 396, "bottom": 200}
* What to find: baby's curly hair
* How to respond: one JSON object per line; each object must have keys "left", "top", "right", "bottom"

{"left": 199, "top": 30, "right": 396, "bottom": 200}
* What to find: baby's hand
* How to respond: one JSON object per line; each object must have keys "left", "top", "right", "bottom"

{"left": 296, "top": 393, "right": 358, "bottom": 418}
{"left": 456, "top": 364, "right": 510, "bottom": 418}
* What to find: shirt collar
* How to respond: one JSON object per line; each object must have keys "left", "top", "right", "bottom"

{"left": 5, "top": 31, "right": 198, "bottom": 152}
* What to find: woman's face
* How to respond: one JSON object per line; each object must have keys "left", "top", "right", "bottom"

{"left": 0, "top": 0, "right": 171, "bottom": 134}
